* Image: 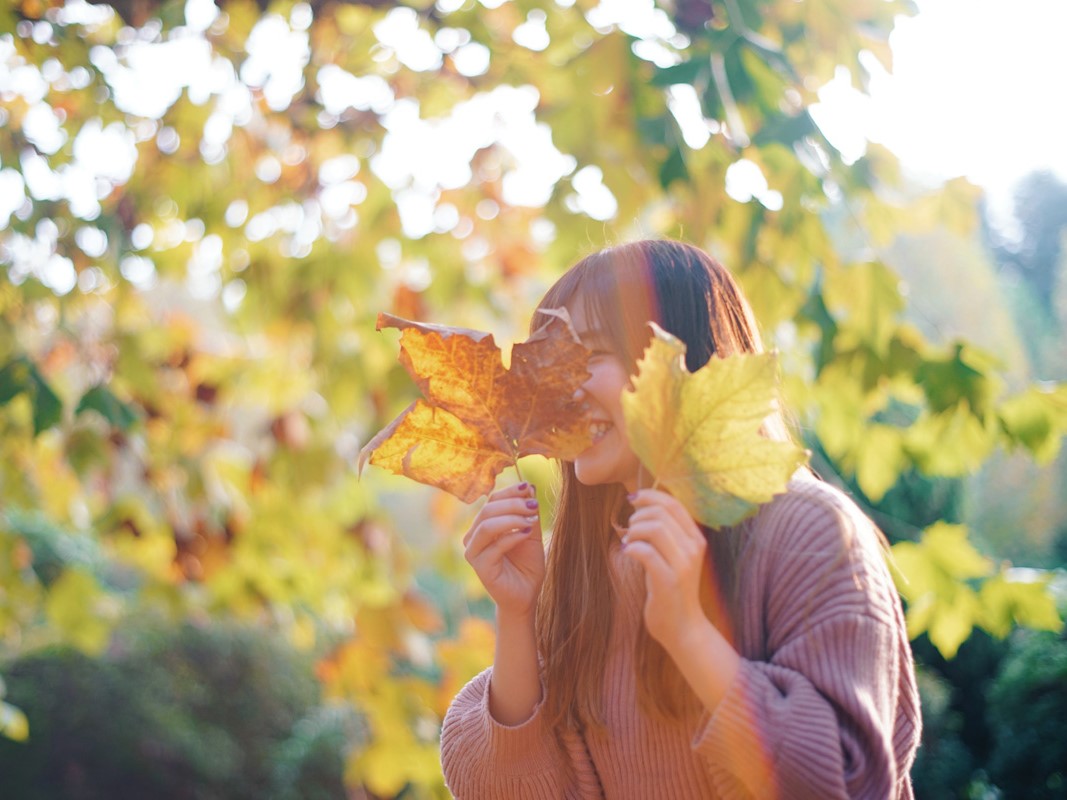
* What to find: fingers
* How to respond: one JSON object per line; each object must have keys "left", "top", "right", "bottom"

{"left": 463, "top": 484, "right": 540, "bottom": 559}
{"left": 623, "top": 489, "right": 706, "bottom": 572}
{"left": 471, "top": 526, "right": 539, "bottom": 570}
{"left": 489, "top": 481, "right": 537, "bottom": 503}
{"left": 625, "top": 508, "right": 688, "bottom": 566}
{"left": 462, "top": 482, "right": 537, "bottom": 547}
{"left": 621, "top": 538, "right": 674, "bottom": 586}
{"left": 629, "top": 490, "right": 703, "bottom": 543}
{"left": 465, "top": 509, "right": 540, "bottom": 562}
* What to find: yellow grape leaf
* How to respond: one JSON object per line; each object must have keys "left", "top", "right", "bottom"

{"left": 926, "top": 586, "right": 982, "bottom": 660}
{"left": 887, "top": 523, "right": 1038, "bottom": 658}
{"left": 978, "top": 572, "right": 1062, "bottom": 638}
{"left": 44, "top": 568, "right": 116, "bottom": 655}
{"left": 855, "top": 423, "right": 907, "bottom": 503}
{"left": 435, "top": 616, "right": 496, "bottom": 714}
{"left": 998, "top": 383, "right": 1067, "bottom": 464}
{"left": 0, "top": 701, "right": 29, "bottom": 742}
{"left": 621, "top": 323, "right": 808, "bottom": 528}
{"left": 348, "top": 739, "right": 443, "bottom": 797}
{"left": 359, "top": 310, "right": 593, "bottom": 502}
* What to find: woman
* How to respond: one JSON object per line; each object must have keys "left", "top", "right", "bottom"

{"left": 440, "top": 240, "right": 921, "bottom": 799}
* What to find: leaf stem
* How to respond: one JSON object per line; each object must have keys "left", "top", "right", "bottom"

{"left": 636, "top": 462, "right": 658, "bottom": 492}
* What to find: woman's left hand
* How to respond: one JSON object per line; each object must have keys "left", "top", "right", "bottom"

{"left": 621, "top": 489, "right": 710, "bottom": 657}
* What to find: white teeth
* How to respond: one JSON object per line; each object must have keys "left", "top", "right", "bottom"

{"left": 590, "top": 421, "right": 612, "bottom": 440}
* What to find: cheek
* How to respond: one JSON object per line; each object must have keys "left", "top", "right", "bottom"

{"left": 584, "top": 358, "right": 633, "bottom": 415}
{"left": 584, "top": 361, "right": 612, "bottom": 394}
{"left": 603, "top": 366, "right": 632, "bottom": 412}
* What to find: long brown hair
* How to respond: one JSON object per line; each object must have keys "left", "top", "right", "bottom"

{"left": 533, "top": 240, "right": 795, "bottom": 730}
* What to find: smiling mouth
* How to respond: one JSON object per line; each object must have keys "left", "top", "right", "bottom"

{"left": 590, "top": 421, "right": 612, "bottom": 442}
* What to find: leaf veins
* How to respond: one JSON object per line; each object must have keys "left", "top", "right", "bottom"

{"left": 359, "top": 310, "right": 593, "bottom": 502}
{"left": 621, "top": 323, "right": 808, "bottom": 528}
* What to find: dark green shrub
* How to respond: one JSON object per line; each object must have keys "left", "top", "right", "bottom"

{"left": 910, "top": 667, "right": 976, "bottom": 799}
{"left": 0, "top": 618, "right": 349, "bottom": 800}
{"left": 273, "top": 703, "right": 366, "bottom": 800}
{"left": 986, "top": 629, "right": 1067, "bottom": 799}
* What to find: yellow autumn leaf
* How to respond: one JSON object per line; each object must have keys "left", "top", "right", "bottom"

{"left": 44, "top": 568, "right": 117, "bottom": 655}
{"left": 359, "top": 310, "right": 593, "bottom": 502}
{"left": 885, "top": 523, "right": 1061, "bottom": 659}
{"left": 978, "top": 572, "right": 1063, "bottom": 638}
{"left": 621, "top": 323, "right": 808, "bottom": 528}
{"left": 0, "top": 701, "right": 29, "bottom": 742}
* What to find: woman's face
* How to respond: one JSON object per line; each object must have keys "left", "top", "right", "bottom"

{"left": 566, "top": 302, "right": 643, "bottom": 492}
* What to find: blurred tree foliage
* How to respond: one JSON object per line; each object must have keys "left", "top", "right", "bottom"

{"left": 985, "top": 170, "right": 1067, "bottom": 329}
{"left": 1, "top": 0, "right": 1065, "bottom": 796}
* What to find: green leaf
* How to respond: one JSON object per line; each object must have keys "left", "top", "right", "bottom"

{"left": 76, "top": 385, "right": 140, "bottom": 431}
{"left": 649, "top": 58, "right": 707, "bottom": 88}
{"left": 998, "top": 384, "right": 1067, "bottom": 464}
{"left": 797, "top": 278, "right": 838, "bottom": 373}
{"left": 917, "top": 343, "right": 1001, "bottom": 416}
{"left": 739, "top": 31, "right": 798, "bottom": 83}
{"left": 29, "top": 367, "right": 62, "bottom": 435}
{"left": 658, "top": 145, "right": 689, "bottom": 189}
{"left": 636, "top": 115, "right": 671, "bottom": 147}
{"left": 620, "top": 323, "right": 808, "bottom": 528}
{"left": 738, "top": 46, "right": 789, "bottom": 112}
{"left": 751, "top": 109, "right": 818, "bottom": 148}
{"left": 0, "top": 358, "right": 32, "bottom": 405}
{"left": 0, "top": 358, "right": 63, "bottom": 435}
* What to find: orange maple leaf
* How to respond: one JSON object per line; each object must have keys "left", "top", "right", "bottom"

{"left": 358, "top": 310, "right": 593, "bottom": 502}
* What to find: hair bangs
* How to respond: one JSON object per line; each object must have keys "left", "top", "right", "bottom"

{"left": 536, "top": 246, "right": 662, "bottom": 374}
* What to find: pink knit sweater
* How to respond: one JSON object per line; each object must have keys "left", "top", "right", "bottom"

{"left": 440, "top": 477, "right": 921, "bottom": 799}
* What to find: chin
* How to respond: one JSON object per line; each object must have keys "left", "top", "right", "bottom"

{"left": 572, "top": 432, "right": 641, "bottom": 488}
{"left": 573, "top": 456, "right": 612, "bottom": 487}
{"left": 574, "top": 471, "right": 607, "bottom": 487}
{"left": 573, "top": 456, "right": 637, "bottom": 489}
{"left": 572, "top": 461, "right": 601, "bottom": 486}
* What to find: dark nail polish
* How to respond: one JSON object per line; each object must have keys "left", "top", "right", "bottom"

{"left": 520, "top": 526, "right": 532, "bottom": 534}
{"left": 525, "top": 499, "right": 539, "bottom": 510}
{"left": 517, "top": 481, "right": 529, "bottom": 490}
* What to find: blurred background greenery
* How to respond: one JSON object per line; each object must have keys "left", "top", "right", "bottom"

{"left": 1, "top": 0, "right": 1065, "bottom": 797}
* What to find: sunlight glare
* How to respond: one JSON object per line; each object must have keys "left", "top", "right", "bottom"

{"left": 374, "top": 8, "right": 443, "bottom": 73}
{"left": 668, "top": 84, "right": 711, "bottom": 149}
{"left": 513, "top": 10, "right": 550, "bottom": 52}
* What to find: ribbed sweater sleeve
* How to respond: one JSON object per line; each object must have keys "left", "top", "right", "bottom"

{"left": 440, "top": 668, "right": 604, "bottom": 799}
{"left": 692, "top": 483, "right": 916, "bottom": 799}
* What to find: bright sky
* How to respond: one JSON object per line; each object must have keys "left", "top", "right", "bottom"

{"left": 815, "top": 0, "right": 1067, "bottom": 203}
{"left": 3, "top": 0, "right": 1067, "bottom": 296}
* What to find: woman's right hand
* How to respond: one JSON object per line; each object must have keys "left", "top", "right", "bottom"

{"left": 462, "top": 482, "right": 544, "bottom": 619}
